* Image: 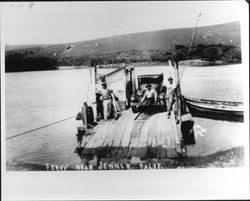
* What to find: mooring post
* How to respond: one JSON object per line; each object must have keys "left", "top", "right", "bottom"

{"left": 82, "top": 102, "right": 88, "bottom": 131}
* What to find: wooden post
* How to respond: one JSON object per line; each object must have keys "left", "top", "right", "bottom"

{"left": 82, "top": 102, "right": 88, "bottom": 131}
{"left": 174, "top": 60, "right": 186, "bottom": 155}
{"left": 129, "top": 68, "right": 133, "bottom": 98}
{"left": 170, "top": 111, "right": 182, "bottom": 154}
{"left": 131, "top": 67, "right": 136, "bottom": 94}
{"left": 94, "top": 60, "right": 97, "bottom": 84}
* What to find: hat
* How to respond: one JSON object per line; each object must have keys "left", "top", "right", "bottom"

{"left": 168, "top": 77, "right": 173, "bottom": 81}
{"left": 145, "top": 84, "right": 152, "bottom": 88}
{"left": 95, "top": 88, "right": 102, "bottom": 94}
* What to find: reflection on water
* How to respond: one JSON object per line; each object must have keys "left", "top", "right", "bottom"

{"left": 5, "top": 64, "right": 245, "bottom": 169}
{"left": 187, "top": 117, "right": 244, "bottom": 157}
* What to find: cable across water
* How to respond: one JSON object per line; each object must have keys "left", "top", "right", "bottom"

{"left": 6, "top": 115, "right": 75, "bottom": 140}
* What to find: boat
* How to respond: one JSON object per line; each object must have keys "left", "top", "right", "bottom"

{"left": 74, "top": 14, "right": 204, "bottom": 164}
{"left": 74, "top": 60, "right": 197, "bottom": 163}
{"left": 183, "top": 96, "right": 244, "bottom": 122}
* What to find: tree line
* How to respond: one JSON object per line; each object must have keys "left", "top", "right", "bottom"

{"left": 5, "top": 43, "right": 241, "bottom": 72}
{"left": 5, "top": 52, "right": 57, "bottom": 72}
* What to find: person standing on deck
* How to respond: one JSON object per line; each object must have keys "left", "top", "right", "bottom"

{"left": 100, "top": 82, "right": 111, "bottom": 120}
{"left": 166, "top": 76, "right": 176, "bottom": 118}
{"left": 140, "top": 84, "right": 157, "bottom": 113}
{"left": 95, "top": 88, "right": 104, "bottom": 120}
{"left": 109, "top": 89, "right": 120, "bottom": 114}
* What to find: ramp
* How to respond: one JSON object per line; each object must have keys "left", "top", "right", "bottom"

{"left": 79, "top": 109, "right": 182, "bottom": 159}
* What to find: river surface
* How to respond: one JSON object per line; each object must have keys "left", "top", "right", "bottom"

{"left": 5, "top": 64, "right": 246, "bottom": 169}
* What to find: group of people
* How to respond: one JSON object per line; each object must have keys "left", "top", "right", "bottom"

{"left": 137, "top": 76, "right": 177, "bottom": 117}
{"left": 95, "top": 82, "right": 120, "bottom": 121}
{"left": 95, "top": 76, "right": 177, "bottom": 121}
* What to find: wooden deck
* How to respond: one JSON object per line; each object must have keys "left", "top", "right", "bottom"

{"left": 79, "top": 109, "right": 182, "bottom": 160}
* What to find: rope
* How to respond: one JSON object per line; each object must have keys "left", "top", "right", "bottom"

{"left": 7, "top": 68, "right": 94, "bottom": 141}
{"left": 179, "top": 13, "right": 202, "bottom": 81}
{"left": 6, "top": 115, "right": 75, "bottom": 140}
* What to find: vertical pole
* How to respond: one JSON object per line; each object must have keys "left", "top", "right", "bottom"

{"left": 94, "top": 60, "right": 97, "bottom": 84}
{"left": 90, "top": 67, "right": 92, "bottom": 83}
{"left": 175, "top": 60, "right": 186, "bottom": 156}
{"left": 174, "top": 60, "right": 181, "bottom": 122}
{"left": 131, "top": 67, "right": 136, "bottom": 94}
{"left": 82, "top": 103, "right": 88, "bottom": 131}
{"left": 92, "top": 60, "right": 97, "bottom": 123}
{"left": 130, "top": 68, "right": 133, "bottom": 93}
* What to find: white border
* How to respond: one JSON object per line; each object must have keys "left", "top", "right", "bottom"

{"left": 1, "top": 1, "right": 249, "bottom": 200}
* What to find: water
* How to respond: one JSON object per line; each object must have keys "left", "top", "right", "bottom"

{"left": 5, "top": 64, "right": 245, "bottom": 169}
{"left": 5, "top": 69, "right": 90, "bottom": 138}
{"left": 180, "top": 64, "right": 245, "bottom": 156}
{"left": 181, "top": 64, "right": 243, "bottom": 102}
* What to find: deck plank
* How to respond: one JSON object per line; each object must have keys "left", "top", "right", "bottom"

{"left": 101, "top": 122, "right": 117, "bottom": 148}
{"left": 98, "top": 123, "right": 116, "bottom": 147}
{"left": 160, "top": 114, "right": 170, "bottom": 158}
{"left": 145, "top": 116, "right": 155, "bottom": 158}
{"left": 136, "top": 119, "right": 150, "bottom": 158}
{"left": 84, "top": 125, "right": 103, "bottom": 148}
{"left": 111, "top": 120, "right": 128, "bottom": 147}
{"left": 79, "top": 109, "right": 180, "bottom": 159}
{"left": 151, "top": 115, "right": 159, "bottom": 156}
{"left": 120, "top": 121, "right": 134, "bottom": 148}
{"left": 128, "top": 120, "right": 145, "bottom": 157}
{"left": 85, "top": 122, "right": 112, "bottom": 148}
{"left": 156, "top": 113, "right": 166, "bottom": 159}
{"left": 146, "top": 118, "right": 153, "bottom": 147}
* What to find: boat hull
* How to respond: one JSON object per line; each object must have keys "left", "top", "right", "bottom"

{"left": 184, "top": 97, "right": 244, "bottom": 122}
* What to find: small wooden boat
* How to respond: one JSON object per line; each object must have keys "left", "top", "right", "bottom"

{"left": 183, "top": 96, "right": 244, "bottom": 122}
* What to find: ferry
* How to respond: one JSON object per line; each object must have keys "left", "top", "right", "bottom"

{"left": 75, "top": 60, "right": 195, "bottom": 161}
{"left": 73, "top": 12, "right": 243, "bottom": 162}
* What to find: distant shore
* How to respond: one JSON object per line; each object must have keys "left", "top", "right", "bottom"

{"left": 57, "top": 60, "right": 242, "bottom": 70}
{"left": 5, "top": 60, "right": 242, "bottom": 73}
{"left": 57, "top": 65, "right": 90, "bottom": 70}
{"left": 179, "top": 59, "right": 241, "bottom": 67}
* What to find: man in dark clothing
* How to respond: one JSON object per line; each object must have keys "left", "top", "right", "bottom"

{"left": 95, "top": 89, "right": 104, "bottom": 120}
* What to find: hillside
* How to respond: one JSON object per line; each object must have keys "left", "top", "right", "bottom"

{"left": 5, "top": 21, "right": 241, "bottom": 72}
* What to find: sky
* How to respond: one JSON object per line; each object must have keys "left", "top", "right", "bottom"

{"left": 1, "top": 1, "right": 248, "bottom": 45}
